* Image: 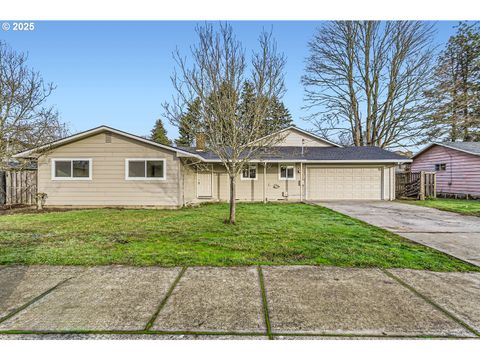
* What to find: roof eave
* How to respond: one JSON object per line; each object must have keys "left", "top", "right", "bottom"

{"left": 413, "top": 142, "right": 480, "bottom": 158}
{"left": 13, "top": 125, "right": 203, "bottom": 160}
{"left": 187, "top": 158, "right": 412, "bottom": 163}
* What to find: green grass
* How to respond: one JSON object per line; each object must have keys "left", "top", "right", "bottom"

{"left": 398, "top": 198, "right": 480, "bottom": 217}
{"left": 0, "top": 202, "right": 477, "bottom": 271}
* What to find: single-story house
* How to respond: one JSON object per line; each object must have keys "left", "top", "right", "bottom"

{"left": 412, "top": 142, "right": 480, "bottom": 197}
{"left": 14, "top": 125, "right": 410, "bottom": 208}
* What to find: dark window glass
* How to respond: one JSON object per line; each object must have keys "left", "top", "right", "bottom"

{"left": 287, "top": 167, "right": 294, "bottom": 178}
{"left": 147, "top": 161, "right": 164, "bottom": 178}
{"left": 73, "top": 160, "right": 89, "bottom": 178}
{"left": 243, "top": 165, "right": 256, "bottom": 179}
{"left": 435, "top": 163, "right": 446, "bottom": 171}
{"left": 249, "top": 166, "right": 256, "bottom": 179}
{"left": 55, "top": 161, "right": 71, "bottom": 177}
{"left": 128, "top": 161, "right": 145, "bottom": 177}
{"left": 280, "top": 165, "right": 294, "bottom": 179}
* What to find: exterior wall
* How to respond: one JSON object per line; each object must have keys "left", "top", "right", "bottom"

{"left": 275, "top": 129, "right": 333, "bottom": 147}
{"left": 412, "top": 145, "right": 480, "bottom": 196}
{"left": 183, "top": 162, "right": 303, "bottom": 204}
{"left": 184, "top": 162, "right": 396, "bottom": 203}
{"left": 37, "top": 132, "right": 182, "bottom": 207}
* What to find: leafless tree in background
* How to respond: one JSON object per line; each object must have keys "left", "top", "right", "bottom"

{"left": 302, "top": 21, "right": 436, "bottom": 149}
{"left": 163, "top": 23, "right": 287, "bottom": 224}
{"left": 0, "top": 41, "right": 68, "bottom": 204}
{"left": 0, "top": 41, "right": 68, "bottom": 163}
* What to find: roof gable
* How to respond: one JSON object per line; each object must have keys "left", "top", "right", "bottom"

{"left": 414, "top": 142, "right": 480, "bottom": 158}
{"left": 13, "top": 125, "right": 202, "bottom": 159}
{"left": 261, "top": 127, "right": 341, "bottom": 147}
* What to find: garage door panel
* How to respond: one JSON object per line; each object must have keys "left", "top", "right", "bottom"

{"left": 307, "top": 167, "right": 382, "bottom": 200}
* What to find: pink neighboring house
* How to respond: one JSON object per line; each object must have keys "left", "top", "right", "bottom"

{"left": 412, "top": 142, "right": 480, "bottom": 197}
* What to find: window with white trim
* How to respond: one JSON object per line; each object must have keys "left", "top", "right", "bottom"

{"left": 279, "top": 164, "right": 295, "bottom": 180}
{"left": 241, "top": 164, "right": 257, "bottom": 180}
{"left": 52, "top": 159, "right": 91, "bottom": 180}
{"left": 126, "top": 159, "right": 166, "bottom": 180}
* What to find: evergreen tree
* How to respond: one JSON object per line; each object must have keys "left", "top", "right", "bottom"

{"left": 266, "top": 96, "right": 293, "bottom": 132}
{"left": 150, "top": 118, "right": 172, "bottom": 145}
{"left": 426, "top": 22, "right": 480, "bottom": 141}
{"left": 176, "top": 98, "right": 201, "bottom": 147}
{"left": 238, "top": 81, "right": 292, "bottom": 137}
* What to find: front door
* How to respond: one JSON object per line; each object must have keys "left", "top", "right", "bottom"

{"left": 197, "top": 171, "right": 213, "bottom": 198}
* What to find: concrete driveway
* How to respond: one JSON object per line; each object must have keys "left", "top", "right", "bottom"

{"left": 0, "top": 265, "right": 479, "bottom": 339}
{"left": 316, "top": 201, "right": 480, "bottom": 267}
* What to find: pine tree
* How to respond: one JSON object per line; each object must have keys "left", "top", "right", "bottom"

{"left": 150, "top": 118, "right": 172, "bottom": 145}
{"left": 426, "top": 22, "right": 480, "bottom": 141}
{"left": 176, "top": 98, "right": 201, "bottom": 147}
{"left": 238, "top": 81, "right": 292, "bottom": 137}
{"left": 266, "top": 96, "right": 293, "bottom": 132}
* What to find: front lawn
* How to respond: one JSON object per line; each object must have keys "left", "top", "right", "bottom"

{"left": 0, "top": 203, "right": 476, "bottom": 271}
{"left": 399, "top": 198, "right": 480, "bottom": 217}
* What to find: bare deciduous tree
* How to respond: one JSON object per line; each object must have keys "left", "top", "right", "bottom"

{"left": 0, "top": 41, "right": 68, "bottom": 165}
{"left": 0, "top": 41, "right": 68, "bottom": 205}
{"left": 302, "top": 21, "right": 436, "bottom": 149}
{"left": 163, "top": 23, "right": 287, "bottom": 224}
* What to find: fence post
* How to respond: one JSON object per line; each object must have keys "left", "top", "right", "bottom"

{"left": 419, "top": 171, "right": 425, "bottom": 200}
{"left": 433, "top": 173, "right": 437, "bottom": 198}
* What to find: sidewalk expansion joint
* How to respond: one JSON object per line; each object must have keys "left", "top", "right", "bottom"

{"left": 257, "top": 265, "right": 273, "bottom": 340}
{"left": 381, "top": 269, "right": 479, "bottom": 337}
{"left": 144, "top": 266, "right": 187, "bottom": 331}
{"left": 0, "top": 277, "right": 74, "bottom": 325}
{"left": 0, "top": 329, "right": 475, "bottom": 339}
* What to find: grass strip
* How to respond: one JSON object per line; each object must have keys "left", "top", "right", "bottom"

{"left": 0, "top": 329, "right": 474, "bottom": 339}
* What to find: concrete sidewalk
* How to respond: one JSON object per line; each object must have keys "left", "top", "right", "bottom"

{"left": 315, "top": 201, "right": 480, "bottom": 267}
{"left": 0, "top": 265, "right": 479, "bottom": 339}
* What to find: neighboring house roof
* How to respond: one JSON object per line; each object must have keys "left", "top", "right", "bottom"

{"left": 413, "top": 142, "right": 480, "bottom": 158}
{"left": 181, "top": 146, "right": 411, "bottom": 163}
{"left": 13, "top": 125, "right": 203, "bottom": 160}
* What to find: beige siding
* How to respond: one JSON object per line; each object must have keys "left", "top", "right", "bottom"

{"left": 183, "top": 162, "right": 302, "bottom": 204}
{"left": 275, "top": 129, "right": 333, "bottom": 147}
{"left": 184, "top": 162, "right": 397, "bottom": 203}
{"left": 184, "top": 162, "right": 399, "bottom": 203}
{"left": 37, "top": 132, "right": 181, "bottom": 207}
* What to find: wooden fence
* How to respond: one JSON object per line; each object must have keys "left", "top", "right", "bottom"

{"left": 395, "top": 171, "right": 436, "bottom": 200}
{"left": 2, "top": 170, "right": 37, "bottom": 206}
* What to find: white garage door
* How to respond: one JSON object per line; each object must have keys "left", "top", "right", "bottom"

{"left": 306, "top": 167, "right": 382, "bottom": 200}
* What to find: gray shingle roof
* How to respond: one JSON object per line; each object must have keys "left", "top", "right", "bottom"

{"left": 180, "top": 146, "right": 409, "bottom": 161}
{"left": 440, "top": 142, "right": 480, "bottom": 156}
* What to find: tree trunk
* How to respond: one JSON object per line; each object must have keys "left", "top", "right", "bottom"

{"left": 228, "top": 175, "right": 236, "bottom": 224}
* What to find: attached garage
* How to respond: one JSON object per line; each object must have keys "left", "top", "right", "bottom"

{"left": 306, "top": 166, "right": 383, "bottom": 200}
